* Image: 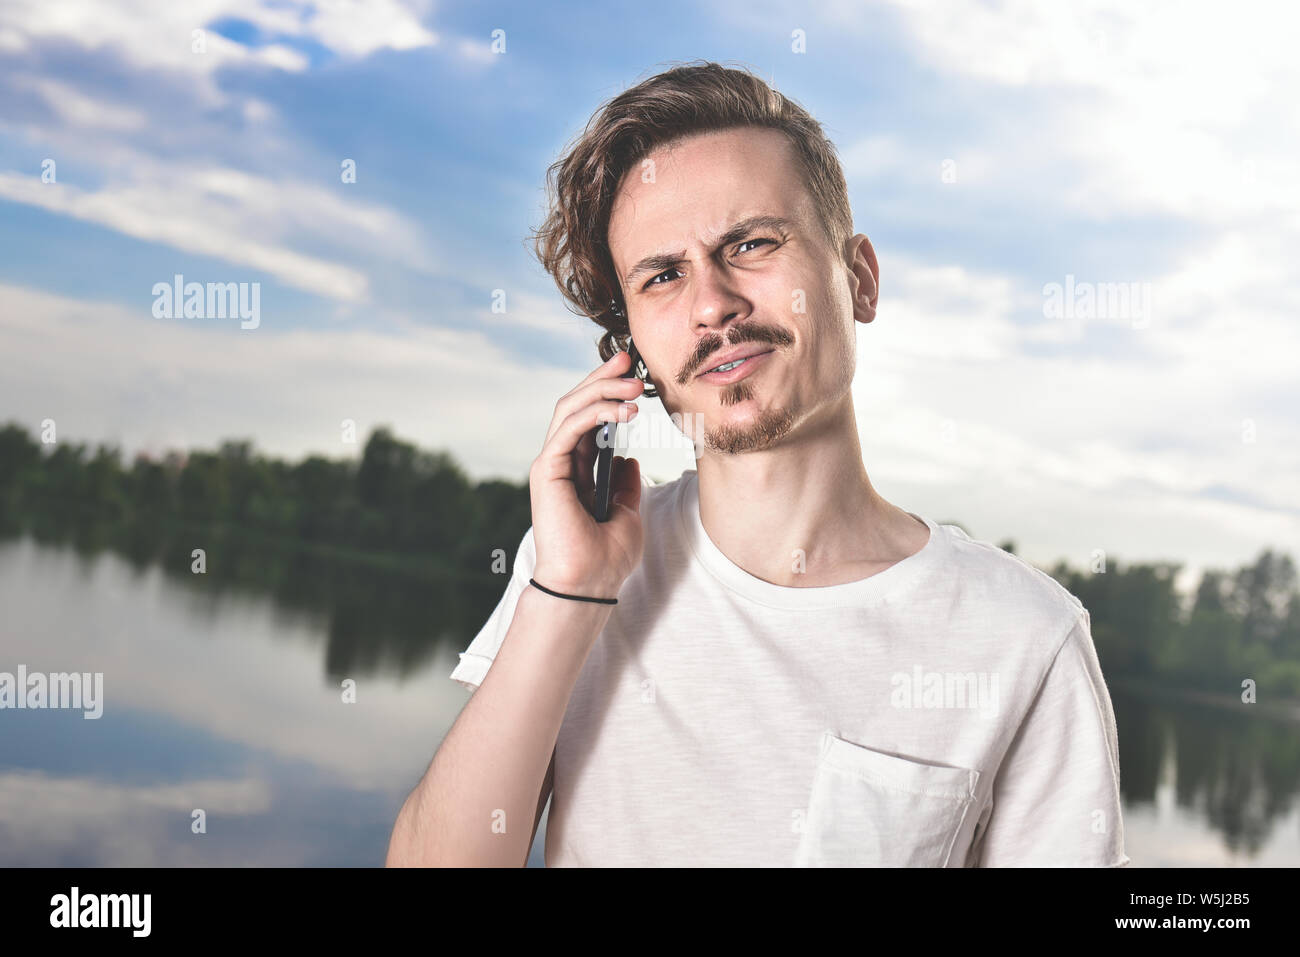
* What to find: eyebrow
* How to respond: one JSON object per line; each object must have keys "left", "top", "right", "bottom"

{"left": 621, "top": 214, "right": 795, "bottom": 288}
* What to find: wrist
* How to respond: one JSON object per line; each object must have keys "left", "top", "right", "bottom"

{"left": 529, "top": 569, "right": 623, "bottom": 602}
{"left": 529, "top": 577, "right": 617, "bottom": 605}
{"left": 517, "top": 578, "right": 618, "bottom": 631}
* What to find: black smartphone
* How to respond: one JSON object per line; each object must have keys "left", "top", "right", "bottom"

{"left": 592, "top": 340, "right": 641, "bottom": 522}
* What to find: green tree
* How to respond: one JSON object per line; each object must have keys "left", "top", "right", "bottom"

{"left": 0, "top": 423, "right": 41, "bottom": 493}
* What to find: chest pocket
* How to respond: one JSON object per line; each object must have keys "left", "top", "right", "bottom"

{"left": 794, "top": 730, "right": 981, "bottom": 867}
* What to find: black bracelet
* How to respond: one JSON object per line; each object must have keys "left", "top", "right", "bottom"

{"left": 528, "top": 578, "right": 618, "bottom": 605}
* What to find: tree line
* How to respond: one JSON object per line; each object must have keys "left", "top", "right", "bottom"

{"left": 0, "top": 421, "right": 531, "bottom": 578}
{"left": 1, "top": 420, "right": 1297, "bottom": 699}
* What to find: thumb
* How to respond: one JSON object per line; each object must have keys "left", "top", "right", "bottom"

{"left": 610, "top": 455, "right": 641, "bottom": 513}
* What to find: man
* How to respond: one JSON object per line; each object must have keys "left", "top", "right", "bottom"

{"left": 386, "top": 61, "right": 1129, "bottom": 868}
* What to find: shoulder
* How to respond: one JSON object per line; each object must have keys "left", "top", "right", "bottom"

{"left": 937, "top": 520, "right": 1086, "bottom": 649}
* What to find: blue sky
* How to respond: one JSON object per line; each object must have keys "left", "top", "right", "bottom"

{"left": 1, "top": 0, "right": 1297, "bottom": 586}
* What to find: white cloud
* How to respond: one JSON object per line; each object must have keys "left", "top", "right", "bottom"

{"left": 0, "top": 169, "right": 372, "bottom": 301}
{"left": 0, "top": 0, "right": 438, "bottom": 123}
{"left": 0, "top": 2, "right": 458, "bottom": 305}
{"left": 0, "top": 0, "right": 437, "bottom": 69}
{"left": 852, "top": 251, "right": 1300, "bottom": 579}
{"left": 872, "top": 254, "right": 1026, "bottom": 361}
{"left": 14, "top": 76, "right": 148, "bottom": 131}
{"left": 293, "top": 0, "right": 439, "bottom": 57}
{"left": 873, "top": 0, "right": 1300, "bottom": 223}
{"left": 0, "top": 147, "right": 453, "bottom": 302}
{"left": 456, "top": 35, "right": 499, "bottom": 65}
{"left": 0, "top": 281, "right": 638, "bottom": 481}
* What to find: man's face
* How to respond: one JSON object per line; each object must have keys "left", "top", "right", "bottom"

{"left": 607, "top": 125, "right": 871, "bottom": 455}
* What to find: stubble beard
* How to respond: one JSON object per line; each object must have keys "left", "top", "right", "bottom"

{"left": 700, "top": 379, "right": 798, "bottom": 454}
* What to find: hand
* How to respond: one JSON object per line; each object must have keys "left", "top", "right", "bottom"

{"left": 528, "top": 350, "right": 645, "bottom": 598}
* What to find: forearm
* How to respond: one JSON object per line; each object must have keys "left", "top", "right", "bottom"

{"left": 386, "top": 584, "right": 613, "bottom": 867}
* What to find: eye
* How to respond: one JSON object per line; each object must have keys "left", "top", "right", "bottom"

{"left": 645, "top": 267, "right": 682, "bottom": 289}
{"left": 641, "top": 238, "right": 779, "bottom": 290}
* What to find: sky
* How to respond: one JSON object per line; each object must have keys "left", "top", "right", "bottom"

{"left": 1, "top": 0, "right": 1297, "bottom": 590}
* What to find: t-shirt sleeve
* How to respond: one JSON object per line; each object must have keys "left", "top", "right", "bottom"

{"left": 973, "top": 608, "right": 1131, "bottom": 867}
{"left": 448, "top": 526, "right": 537, "bottom": 693}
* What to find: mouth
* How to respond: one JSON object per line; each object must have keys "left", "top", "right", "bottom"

{"left": 695, "top": 349, "right": 774, "bottom": 385}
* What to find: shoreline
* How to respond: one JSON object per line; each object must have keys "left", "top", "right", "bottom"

{"left": 1109, "top": 675, "right": 1300, "bottom": 724}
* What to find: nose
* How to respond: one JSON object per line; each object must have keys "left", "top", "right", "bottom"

{"left": 689, "top": 260, "right": 751, "bottom": 334}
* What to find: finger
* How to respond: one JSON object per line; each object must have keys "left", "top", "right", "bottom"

{"left": 609, "top": 455, "right": 642, "bottom": 515}
{"left": 571, "top": 424, "right": 598, "bottom": 510}
{"left": 571, "top": 422, "right": 597, "bottom": 487}
{"left": 545, "top": 372, "right": 644, "bottom": 447}
{"left": 554, "top": 352, "right": 634, "bottom": 425}
{"left": 535, "top": 399, "right": 639, "bottom": 484}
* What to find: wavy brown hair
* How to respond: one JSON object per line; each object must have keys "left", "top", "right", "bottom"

{"left": 529, "top": 59, "right": 854, "bottom": 399}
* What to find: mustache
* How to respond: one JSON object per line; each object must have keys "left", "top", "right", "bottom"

{"left": 676, "top": 323, "right": 794, "bottom": 385}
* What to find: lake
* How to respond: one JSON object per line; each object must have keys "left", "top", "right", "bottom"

{"left": 1, "top": 533, "right": 1297, "bottom": 867}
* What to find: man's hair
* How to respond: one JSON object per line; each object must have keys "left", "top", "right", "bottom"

{"left": 530, "top": 59, "right": 854, "bottom": 398}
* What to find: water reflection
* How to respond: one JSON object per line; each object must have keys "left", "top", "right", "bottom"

{"left": 1, "top": 527, "right": 1296, "bottom": 867}
{"left": 0, "top": 528, "right": 497, "bottom": 866}
{"left": 3, "top": 509, "right": 509, "bottom": 681}
{"left": 1112, "top": 683, "right": 1300, "bottom": 866}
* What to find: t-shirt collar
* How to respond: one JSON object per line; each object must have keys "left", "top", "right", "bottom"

{"left": 677, "top": 468, "right": 948, "bottom": 610}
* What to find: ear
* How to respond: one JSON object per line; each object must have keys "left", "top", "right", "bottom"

{"left": 846, "top": 233, "right": 879, "bottom": 324}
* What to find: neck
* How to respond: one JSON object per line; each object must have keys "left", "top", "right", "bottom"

{"left": 694, "top": 395, "right": 927, "bottom": 587}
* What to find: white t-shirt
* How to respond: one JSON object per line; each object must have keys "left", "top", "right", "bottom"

{"left": 449, "top": 469, "right": 1130, "bottom": 867}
